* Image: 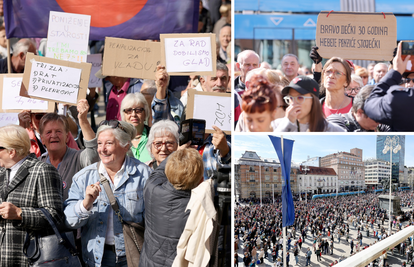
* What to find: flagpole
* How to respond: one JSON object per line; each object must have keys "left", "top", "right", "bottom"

{"left": 282, "top": 135, "right": 287, "bottom": 267}
{"left": 6, "top": 39, "right": 10, "bottom": 74}
{"left": 259, "top": 162, "right": 262, "bottom": 207}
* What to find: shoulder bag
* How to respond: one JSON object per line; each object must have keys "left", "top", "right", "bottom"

{"left": 23, "top": 208, "right": 82, "bottom": 266}
{"left": 97, "top": 162, "right": 145, "bottom": 267}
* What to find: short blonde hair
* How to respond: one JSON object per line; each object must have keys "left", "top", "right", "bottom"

{"left": 165, "top": 148, "right": 203, "bottom": 190}
{"left": 0, "top": 125, "right": 30, "bottom": 157}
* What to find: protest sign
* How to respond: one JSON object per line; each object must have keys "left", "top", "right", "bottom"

{"left": 0, "top": 74, "right": 54, "bottom": 112}
{"left": 21, "top": 53, "right": 91, "bottom": 106}
{"left": 160, "top": 33, "right": 216, "bottom": 76}
{"left": 186, "top": 89, "right": 230, "bottom": 134}
{"left": 87, "top": 54, "right": 102, "bottom": 87}
{"left": 0, "top": 113, "right": 19, "bottom": 127}
{"left": 46, "top": 11, "right": 91, "bottom": 63}
{"left": 102, "top": 38, "right": 161, "bottom": 80}
{"left": 316, "top": 11, "right": 397, "bottom": 61}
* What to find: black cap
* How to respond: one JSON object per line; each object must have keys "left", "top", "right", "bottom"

{"left": 281, "top": 75, "right": 319, "bottom": 97}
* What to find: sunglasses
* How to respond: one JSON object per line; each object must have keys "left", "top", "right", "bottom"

{"left": 0, "top": 146, "right": 6, "bottom": 150}
{"left": 98, "top": 120, "right": 127, "bottom": 134}
{"left": 401, "top": 78, "right": 414, "bottom": 84}
{"left": 123, "top": 107, "right": 144, "bottom": 115}
{"left": 242, "top": 95, "right": 270, "bottom": 104}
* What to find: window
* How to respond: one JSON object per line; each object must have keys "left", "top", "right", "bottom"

{"left": 249, "top": 166, "right": 254, "bottom": 172}
{"left": 265, "top": 175, "right": 270, "bottom": 181}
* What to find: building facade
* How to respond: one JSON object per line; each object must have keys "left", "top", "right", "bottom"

{"left": 297, "top": 165, "right": 338, "bottom": 195}
{"left": 236, "top": 151, "right": 300, "bottom": 200}
{"left": 320, "top": 148, "right": 365, "bottom": 192}
{"left": 301, "top": 156, "right": 321, "bottom": 167}
{"left": 364, "top": 159, "right": 391, "bottom": 190}
{"left": 376, "top": 135, "right": 405, "bottom": 184}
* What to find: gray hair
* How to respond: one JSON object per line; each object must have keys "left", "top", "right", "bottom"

{"left": 351, "top": 74, "right": 364, "bottom": 88}
{"left": 96, "top": 120, "right": 137, "bottom": 148}
{"left": 120, "top": 93, "right": 150, "bottom": 123}
{"left": 352, "top": 85, "right": 375, "bottom": 114}
{"left": 202, "top": 62, "right": 229, "bottom": 80}
{"left": 282, "top": 54, "right": 299, "bottom": 63}
{"left": 146, "top": 120, "right": 179, "bottom": 159}
{"left": 12, "top": 39, "right": 35, "bottom": 56}
{"left": 141, "top": 79, "right": 157, "bottom": 96}
{"left": 237, "top": 49, "right": 260, "bottom": 64}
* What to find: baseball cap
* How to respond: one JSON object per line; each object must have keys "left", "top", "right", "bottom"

{"left": 281, "top": 75, "right": 319, "bottom": 97}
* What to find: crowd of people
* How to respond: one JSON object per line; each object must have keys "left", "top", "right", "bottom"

{"left": 235, "top": 191, "right": 414, "bottom": 267}
{"left": 0, "top": 1, "right": 232, "bottom": 266}
{"left": 234, "top": 42, "right": 414, "bottom": 132}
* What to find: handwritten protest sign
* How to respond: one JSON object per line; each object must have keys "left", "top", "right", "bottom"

{"left": 46, "top": 11, "right": 91, "bottom": 63}
{"left": 102, "top": 38, "right": 161, "bottom": 80}
{"left": 21, "top": 53, "right": 91, "bottom": 106}
{"left": 0, "top": 113, "right": 19, "bottom": 127}
{"left": 186, "top": 89, "right": 230, "bottom": 134}
{"left": 0, "top": 74, "right": 54, "bottom": 112}
{"left": 87, "top": 54, "right": 102, "bottom": 87}
{"left": 316, "top": 11, "right": 397, "bottom": 61}
{"left": 160, "top": 33, "right": 216, "bottom": 76}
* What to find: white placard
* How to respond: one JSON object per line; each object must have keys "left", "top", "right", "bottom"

{"left": 0, "top": 113, "right": 19, "bottom": 127}
{"left": 2, "top": 77, "right": 48, "bottom": 110}
{"left": 193, "top": 94, "right": 231, "bottom": 132}
{"left": 87, "top": 54, "right": 102, "bottom": 88}
{"left": 164, "top": 37, "right": 213, "bottom": 73}
{"left": 46, "top": 11, "right": 91, "bottom": 63}
{"left": 28, "top": 60, "right": 82, "bottom": 104}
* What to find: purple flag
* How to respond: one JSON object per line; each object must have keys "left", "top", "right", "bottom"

{"left": 4, "top": 0, "right": 199, "bottom": 40}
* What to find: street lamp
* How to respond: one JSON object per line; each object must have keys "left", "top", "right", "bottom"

{"left": 303, "top": 165, "right": 310, "bottom": 203}
{"left": 382, "top": 136, "right": 401, "bottom": 236}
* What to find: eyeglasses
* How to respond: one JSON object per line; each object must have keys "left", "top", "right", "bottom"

{"left": 33, "top": 113, "right": 46, "bottom": 120}
{"left": 123, "top": 107, "right": 144, "bottom": 115}
{"left": 283, "top": 95, "right": 313, "bottom": 105}
{"left": 152, "top": 141, "right": 176, "bottom": 150}
{"left": 324, "top": 69, "right": 346, "bottom": 79}
{"left": 98, "top": 120, "right": 127, "bottom": 134}
{"left": 345, "top": 87, "right": 361, "bottom": 93}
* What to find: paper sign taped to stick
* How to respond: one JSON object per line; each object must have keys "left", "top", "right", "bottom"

{"left": 102, "top": 37, "right": 161, "bottom": 80}
{"left": 21, "top": 53, "right": 91, "bottom": 106}
{"left": 316, "top": 11, "right": 397, "bottom": 61}
{"left": 0, "top": 74, "right": 54, "bottom": 113}
{"left": 0, "top": 113, "right": 19, "bottom": 127}
{"left": 160, "top": 33, "right": 216, "bottom": 76}
{"left": 186, "top": 89, "right": 230, "bottom": 134}
{"left": 87, "top": 54, "right": 102, "bottom": 88}
{"left": 46, "top": 11, "right": 91, "bottom": 63}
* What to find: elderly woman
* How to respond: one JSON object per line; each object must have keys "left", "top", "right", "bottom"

{"left": 145, "top": 120, "right": 179, "bottom": 169}
{"left": 139, "top": 148, "right": 204, "bottom": 266}
{"left": 355, "top": 67, "right": 369, "bottom": 86}
{"left": 345, "top": 74, "right": 364, "bottom": 97}
{"left": 64, "top": 120, "right": 152, "bottom": 267}
{"left": 20, "top": 100, "right": 99, "bottom": 201}
{"left": 0, "top": 125, "right": 63, "bottom": 266}
{"left": 120, "top": 92, "right": 152, "bottom": 163}
{"left": 319, "top": 57, "right": 353, "bottom": 117}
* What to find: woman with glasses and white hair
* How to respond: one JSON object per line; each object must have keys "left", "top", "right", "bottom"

{"left": 64, "top": 120, "right": 152, "bottom": 267}
{"left": 120, "top": 92, "right": 152, "bottom": 163}
{"left": 145, "top": 120, "right": 180, "bottom": 169}
{"left": 345, "top": 74, "right": 364, "bottom": 98}
{"left": 273, "top": 76, "right": 345, "bottom": 132}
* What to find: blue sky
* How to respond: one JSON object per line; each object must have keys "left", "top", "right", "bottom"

{"left": 234, "top": 134, "right": 414, "bottom": 167}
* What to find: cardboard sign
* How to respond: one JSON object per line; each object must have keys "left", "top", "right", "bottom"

{"left": 160, "top": 33, "right": 216, "bottom": 76}
{"left": 87, "top": 54, "right": 103, "bottom": 88}
{"left": 46, "top": 11, "right": 91, "bottom": 63}
{"left": 0, "top": 113, "right": 19, "bottom": 127}
{"left": 0, "top": 74, "right": 54, "bottom": 112}
{"left": 102, "top": 38, "right": 161, "bottom": 80}
{"left": 316, "top": 11, "right": 397, "bottom": 61}
{"left": 186, "top": 89, "right": 230, "bottom": 134}
{"left": 21, "top": 53, "right": 91, "bottom": 106}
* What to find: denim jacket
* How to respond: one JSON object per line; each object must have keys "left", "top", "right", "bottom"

{"left": 151, "top": 90, "right": 184, "bottom": 125}
{"left": 64, "top": 156, "right": 151, "bottom": 267}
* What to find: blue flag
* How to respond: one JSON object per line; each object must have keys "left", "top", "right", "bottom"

{"left": 268, "top": 135, "right": 295, "bottom": 227}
